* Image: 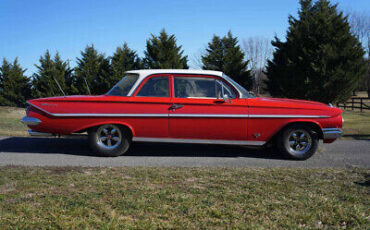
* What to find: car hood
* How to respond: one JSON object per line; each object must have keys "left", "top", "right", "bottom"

{"left": 258, "top": 97, "right": 328, "bottom": 107}
{"left": 249, "top": 97, "right": 342, "bottom": 116}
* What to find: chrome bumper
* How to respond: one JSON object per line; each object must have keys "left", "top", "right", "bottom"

{"left": 21, "top": 116, "right": 41, "bottom": 126}
{"left": 28, "top": 130, "right": 54, "bottom": 137}
{"left": 322, "top": 128, "right": 343, "bottom": 139}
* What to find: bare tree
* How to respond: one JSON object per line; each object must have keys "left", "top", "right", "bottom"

{"left": 347, "top": 10, "right": 370, "bottom": 97}
{"left": 243, "top": 36, "right": 272, "bottom": 94}
{"left": 191, "top": 48, "right": 206, "bottom": 70}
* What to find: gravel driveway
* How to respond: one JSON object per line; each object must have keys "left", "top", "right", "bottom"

{"left": 0, "top": 136, "right": 369, "bottom": 168}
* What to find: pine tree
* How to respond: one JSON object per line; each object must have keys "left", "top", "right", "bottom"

{"left": 0, "top": 59, "right": 11, "bottom": 105}
{"left": 144, "top": 29, "right": 188, "bottom": 69}
{"left": 111, "top": 43, "right": 142, "bottom": 83}
{"left": 74, "top": 45, "right": 112, "bottom": 95}
{"left": 53, "top": 53, "right": 77, "bottom": 95}
{"left": 32, "top": 50, "right": 69, "bottom": 98}
{"left": 0, "top": 58, "right": 30, "bottom": 107}
{"left": 202, "top": 31, "right": 253, "bottom": 90}
{"left": 265, "top": 0, "right": 366, "bottom": 103}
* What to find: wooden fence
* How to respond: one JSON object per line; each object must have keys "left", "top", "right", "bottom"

{"left": 337, "top": 97, "right": 370, "bottom": 111}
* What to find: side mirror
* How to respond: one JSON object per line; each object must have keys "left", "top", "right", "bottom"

{"left": 223, "top": 94, "right": 232, "bottom": 103}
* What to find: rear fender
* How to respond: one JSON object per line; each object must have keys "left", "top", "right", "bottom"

{"left": 73, "top": 121, "right": 136, "bottom": 137}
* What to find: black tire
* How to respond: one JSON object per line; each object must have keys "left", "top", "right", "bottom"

{"left": 277, "top": 124, "right": 319, "bottom": 160}
{"left": 88, "top": 124, "right": 131, "bottom": 157}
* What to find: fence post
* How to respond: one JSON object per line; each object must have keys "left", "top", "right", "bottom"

{"left": 360, "top": 98, "right": 363, "bottom": 112}
{"left": 344, "top": 101, "right": 346, "bottom": 110}
{"left": 352, "top": 98, "right": 354, "bottom": 110}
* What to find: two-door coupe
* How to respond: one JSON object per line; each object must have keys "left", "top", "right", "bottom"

{"left": 22, "top": 69, "right": 343, "bottom": 159}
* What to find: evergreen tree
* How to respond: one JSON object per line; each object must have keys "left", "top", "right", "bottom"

{"left": 74, "top": 45, "right": 112, "bottom": 95}
{"left": 202, "top": 31, "right": 253, "bottom": 90}
{"left": 53, "top": 53, "right": 77, "bottom": 95}
{"left": 111, "top": 43, "right": 142, "bottom": 83}
{"left": 144, "top": 29, "right": 188, "bottom": 69}
{"left": 32, "top": 50, "right": 69, "bottom": 98}
{"left": 0, "top": 59, "right": 11, "bottom": 105}
{"left": 0, "top": 58, "right": 30, "bottom": 107}
{"left": 265, "top": 0, "right": 366, "bottom": 103}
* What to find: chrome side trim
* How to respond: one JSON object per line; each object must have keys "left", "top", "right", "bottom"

{"left": 21, "top": 116, "right": 41, "bottom": 126}
{"left": 322, "top": 128, "right": 343, "bottom": 139}
{"left": 27, "top": 102, "right": 168, "bottom": 117}
{"left": 27, "top": 102, "right": 330, "bottom": 119}
{"left": 249, "top": 114, "right": 330, "bottom": 118}
{"left": 170, "top": 114, "right": 249, "bottom": 118}
{"left": 27, "top": 101, "right": 53, "bottom": 116}
{"left": 28, "top": 130, "right": 54, "bottom": 137}
{"left": 53, "top": 113, "right": 169, "bottom": 117}
{"left": 132, "top": 137, "right": 266, "bottom": 146}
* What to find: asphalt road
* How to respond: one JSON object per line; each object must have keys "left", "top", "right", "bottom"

{"left": 0, "top": 136, "right": 369, "bottom": 168}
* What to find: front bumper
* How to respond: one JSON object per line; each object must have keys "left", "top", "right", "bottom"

{"left": 21, "top": 116, "right": 41, "bottom": 126}
{"left": 322, "top": 128, "right": 343, "bottom": 139}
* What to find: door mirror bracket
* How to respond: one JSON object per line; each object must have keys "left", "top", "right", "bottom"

{"left": 223, "top": 94, "right": 232, "bottom": 103}
{"left": 220, "top": 81, "right": 232, "bottom": 103}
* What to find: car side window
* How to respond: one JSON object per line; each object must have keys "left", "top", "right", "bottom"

{"left": 136, "top": 76, "right": 169, "bottom": 97}
{"left": 174, "top": 77, "right": 218, "bottom": 98}
{"left": 174, "top": 76, "right": 236, "bottom": 99}
{"left": 216, "top": 80, "right": 237, "bottom": 99}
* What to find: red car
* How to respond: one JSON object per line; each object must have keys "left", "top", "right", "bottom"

{"left": 22, "top": 70, "right": 343, "bottom": 159}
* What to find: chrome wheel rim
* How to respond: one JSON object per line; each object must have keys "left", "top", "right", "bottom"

{"left": 96, "top": 124, "right": 122, "bottom": 150}
{"left": 287, "top": 129, "right": 312, "bottom": 155}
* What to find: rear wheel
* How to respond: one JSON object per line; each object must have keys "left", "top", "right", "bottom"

{"left": 88, "top": 124, "right": 130, "bottom": 157}
{"left": 277, "top": 124, "right": 319, "bottom": 160}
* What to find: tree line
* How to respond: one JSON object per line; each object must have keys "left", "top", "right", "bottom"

{"left": 0, "top": 0, "right": 368, "bottom": 107}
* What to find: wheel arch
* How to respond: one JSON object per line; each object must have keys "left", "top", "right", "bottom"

{"left": 73, "top": 121, "right": 135, "bottom": 138}
{"left": 275, "top": 120, "right": 323, "bottom": 139}
{"left": 269, "top": 120, "right": 324, "bottom": 144}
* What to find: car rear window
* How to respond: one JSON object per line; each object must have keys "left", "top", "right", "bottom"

{"left": 106, "top": 74, "right": 139, "bottom": 96}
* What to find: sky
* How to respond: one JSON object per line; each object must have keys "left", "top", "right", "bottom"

{"left": 0, "top": 0, "right": 369, "bottom": 75}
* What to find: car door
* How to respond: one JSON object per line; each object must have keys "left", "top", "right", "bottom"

{"left": 129, "top": 74, "right": 171, "bottom": 138}
{"left": 169, "top": 74, "right": 248, "bottom": 141}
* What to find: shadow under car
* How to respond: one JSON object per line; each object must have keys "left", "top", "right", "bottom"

{"left": 0, "top": 136, "right": 284, "bottom": 159}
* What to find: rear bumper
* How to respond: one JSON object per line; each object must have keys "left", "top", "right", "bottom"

{"left": 322, "top": 128, "right": 343, "bottom": 139}
{"left": 28, "top": 130, "right": 54, "bottom": 137}
{"left": 21, "top": 116, "right": 41, "bottom": 126}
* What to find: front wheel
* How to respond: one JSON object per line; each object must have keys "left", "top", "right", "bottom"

{"left": 277, "top": 125, "right": 319, "bottom": 160}
{"left": 88, "top": 124, "right": 131, "bottom": 157}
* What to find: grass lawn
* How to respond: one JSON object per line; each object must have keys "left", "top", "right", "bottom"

{"left": 0, "top": 167, "right": 369, "bottom": 229}
{"left": 0, "top": 106, "right": 27, "bottom": 136}
{"left": 1, "top": 106, "right": 369, "bottom": 139}
{"left": 342, "top": 110, "right": 370, "bottom": 139}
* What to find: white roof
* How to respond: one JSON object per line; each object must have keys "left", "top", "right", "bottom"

{"left": 125, "top": 69, "right": 223, "bottom": 78}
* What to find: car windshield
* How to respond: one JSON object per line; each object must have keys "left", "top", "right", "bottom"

{"left": 106, "top": 74, "right": 139, "bottom": 96}
{"left": 222, "top": 74, "right": 256, "bottom": 98}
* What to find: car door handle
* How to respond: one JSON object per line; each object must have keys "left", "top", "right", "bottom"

{"left": 169, "top": 104, "right": 184, "bottom": 111}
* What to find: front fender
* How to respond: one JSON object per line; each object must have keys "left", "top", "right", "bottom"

{"left": 275, "top": 119, "right": 324, "bottom": 138}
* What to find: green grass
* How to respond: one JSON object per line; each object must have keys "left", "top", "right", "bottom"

{"left": 0, "top": 106, "right": 27, "bottom": 136}
{"left": 342, "top": 110, "right": 370, "bottom": 139}
{"left": 0, "top": 167, "right": 368, "bottom": 229}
